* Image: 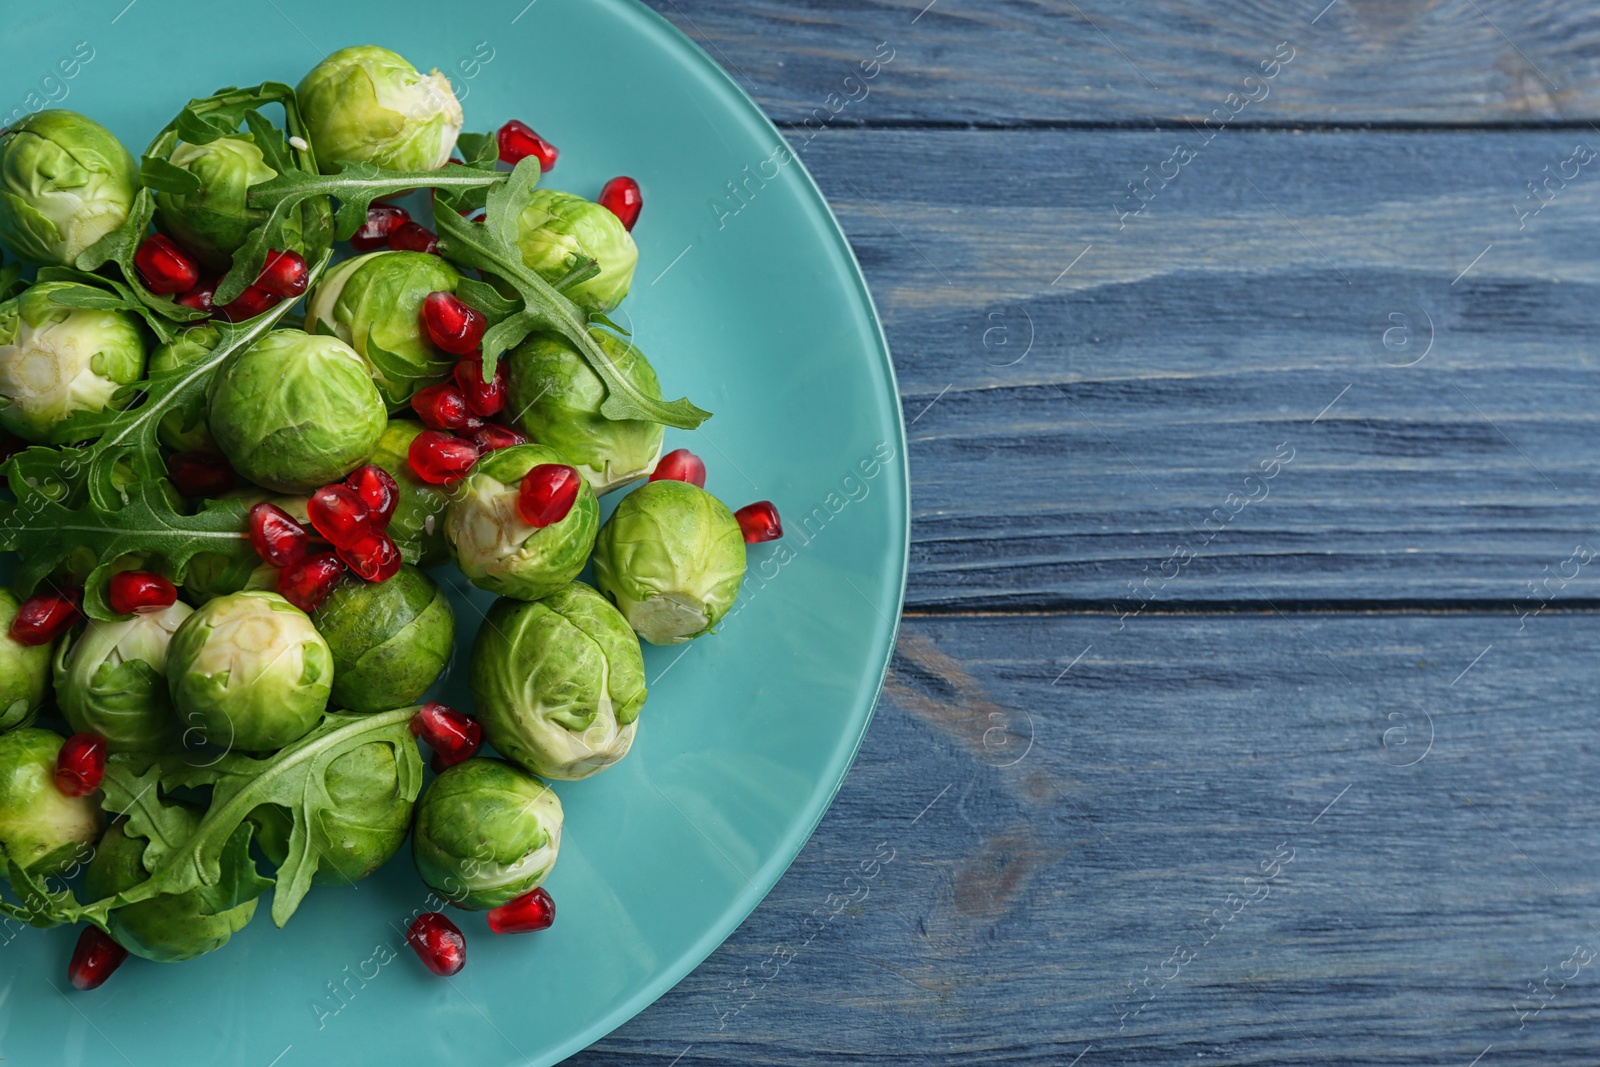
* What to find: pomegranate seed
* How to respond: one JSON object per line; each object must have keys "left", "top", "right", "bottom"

{"left": 389, "top": 221, "right": 438, "bottom": 255}
{"left": 407, "top": 912, "right": 466, "bottom": 976}
{"left": 346, "top": 465, "right": 398, "bottom": 525}
{"left": 216, "top": 284, "right": 282, "bottom": 322}
{"left": 68, "top": 927, "right": 128, "bottom": 991}
{"left": 9, "top": 591, "right": 80, "bottom": 645}
{"left": 337, "top": 528, "right": 401, "bottom": 583}
{"left": 106, "top": 571, "right": 176, "bottom": 616}
{"left": 167, "top": 452, "right": 235, "bottom": 497}
{"left": 407, "top": 430, "right": 479, "bottom": 485}
{"left": 351, "top": 203, "right": 410, "bottom": 252}
{"left": 471, "top": 424, "right": 526, "bottom": 453}
{"left": 497, "top": 120, "right": 558, "bottom": 171}
{"left": 278, "top": 552, "right": 345, "bottom": 612}
{"left": 736, "top": 501, "right": 783, "bottom": 543}
{"left": 307, "top": 485, "right": 375, "bottom": 548}
{"left": 453, "top": 357, "right": 506, "bottom": 417}
{"left": 134, "top": 234, "right": 201, "bottom": 295}
{"left": 421, "top": 292, "right": 487, "bottom": 356}
{"left": 486, "top": 888, "right": 555, "bottom": 935}
{"left": 0, "top": 433, "right": 25, "bottom": 464}
{"left": 598, "top": 177, "right": 643, "bottom": 231}
{"left": 175, "top": 278, "right": 217, "bottom": 314}
{"left": 517, "top": 464, "right": 580, "bottom": 527}
{"left": 650, "top": 448, "right": 706, "bottom": 488}
{"left": 55, "top": 733, "right": 106, "bottom": 797}
{"left": 248, "top": 502, "right": 309, "bottom": 567}
{"left": 256, "top": 248, "right": 309, "bottom": 298}
{"left": 411, "top": 382, "right": 474, "bottom": 432}
{"left": 409, "top": 702, "right": 482, "bottom": 767}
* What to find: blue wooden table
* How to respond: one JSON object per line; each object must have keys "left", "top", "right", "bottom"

{"left": 575, "top": 3, "right": 1600, "bottom": 1063}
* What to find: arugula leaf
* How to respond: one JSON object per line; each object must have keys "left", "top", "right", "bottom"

{"left": 36, "top": 267, "right": 183, "bottom": 344}
{"left": 74, "top": 188, "right": 211, "bottom": 326}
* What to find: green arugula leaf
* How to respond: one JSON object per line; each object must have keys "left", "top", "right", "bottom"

{"left": 73, "top": 188, "right": 211, "bottom": 326}
{"left": 36, "top": 268, "right": 183, "bottom": 344}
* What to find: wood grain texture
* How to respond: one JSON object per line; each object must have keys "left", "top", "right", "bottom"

{"left": 641, "top": 0, "right": 1600, "bottom": 126}
{"left": 572, "top": 612, "right": 1600, "bottom": 1065}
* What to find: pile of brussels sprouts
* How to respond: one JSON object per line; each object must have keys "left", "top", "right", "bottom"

{"left": 0, "top": 44, "right": 785, "bottom": 987}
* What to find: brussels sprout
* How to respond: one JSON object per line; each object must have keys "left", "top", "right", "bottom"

{"left": 515, "top": 190, "right": 638, "bottom": 312}
{"left": 149, "top": 322, "right": 223, "bottom": 451}
{"left": 0, "top": 110, "right": 137, "bottom": 267}
{"left": 0, "top": 728, "right": 101, "bottom": 878}
{"left": 0, "top": 281, "right": 146, "bottom": 442}
{"left": 411, "top": 758, "right": 562, "bottom": 910}
{"left": 297, "top": 45, "right": 463, "bottom": 173}
{"left": 0, "top": 590, "right": 53, "bottom": 734}
{"left": 313, "top": 566, "right": 454, "bottom": 713}
{"left": 444, "top": 443, "right": 598, "bottom": 601}
{"left": 591, "top": 479, "right": 747, "bottom": 645}
{"left": 54, "top": 601, "right": 192, "bottom": 753}
{"left": 505, "top": 330, "right": 664, "bottom": 494}
{"left": 208, "top": 329, "right": 387, "bottom": 493}
{"left": 305, "top": 251, "right": 460, "bottom": 408}
{"left": 84, "top": 811, "right": 256, "bottom": 962}
{"left": 471, "top": 584, "right": 645, "bottom": 781}
{"left": 167, "top": 590, "right": 333, "bottom": 752}
{"left": 370, "top": 420, "right": 450, "bottom": 566}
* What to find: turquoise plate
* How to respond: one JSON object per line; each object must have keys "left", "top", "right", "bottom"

{"left": 0, "top": 2, "right": 907, "bottom": 1064}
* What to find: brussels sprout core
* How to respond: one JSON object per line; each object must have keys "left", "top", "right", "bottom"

{"left": 0, "top": 282, "right": 146, "bottom": 442}
{"left": 297, "top": 45, "right": 463, "bottom": 173}
{"left": 0, "top": 110, "right": 138, "bottom": 267}
{"left": 411, "top": 758, "right": 563, "bottom": 910}
{"left": 0, "top": 728, "right": 102, "bottom": 878}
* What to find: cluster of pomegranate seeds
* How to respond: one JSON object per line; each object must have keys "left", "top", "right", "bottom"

{"left": 106, "top": 571, "right": 176, "bottom": 616}
{"left": 471, "top": 424, "right": 525, "bottom": 453}
{"left": 9, "top": 590, "right": 80, "bottom": 646}
{"left": 389, "top": 221, "right": 438, "bottom": 255}
{"left": 134, "top": 235, "right": 201, "bottom": 295}
{"left": 454, "top": 358, "right": 506, "bottom": 417}
{"left": 412, "top": 382, "right": 477, "bottom": 433}
{"left": 422, "top": 292, "right": 487, "bottom": 356}
{"left": 408, "top": 430, "right": 479, "bottom": 485}
{"left": 167, "top": 451, "right": 236, "bottom": 497}
{"left": 650, "top": 448, "right": 706, "bottom": 488}
{"left": 407, "top": 912, "right": 466, "bottom": 976}
{"left": 248, "top": 502, "right": 308, "bottom": 568}
{"left": 497, "top": 119, "right": 558, "bottom": 171}
{"left": 410, "top": 702, "right": 482, "bottom": 768}
{"left": 256, "top": 249, "right": 309, "bottom": 298}
{"left": 278, "top": 553, "right": 344, "bottom": 613}
{"left": 486, "top": 888, "right": 555, "bottom": 935}
{"left": 598, "top": 176, "right": 643, "bottom": 231}
{"left": 145, "top": 235, "right": 305, "bottom": 319}
{"left": 54, "top": 733, "right": 106, "bottom": 797}
{"left": 517, "top": 464, "right": 581, "bottom": 528}
{"left": 352, "top": 203, "right": 411, "bottom": 251}
{"left": 304, "top": 467, "right": 405, "bottom": 584}
{"left": 68, "top": 927, "right": 128, "bottom": 991}
{"left": 735, "top": 501, "right": 784, "bottom": 544}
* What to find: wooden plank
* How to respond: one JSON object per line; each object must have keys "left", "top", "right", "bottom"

{"left": 774, "top": 128, "right": 1600, "bottom": 609}
{"left": 573, "top": 611, "right": 1600, "bottom": 1065}
{"left": 642, "top": 0, "right": 1600, "bottom": 126}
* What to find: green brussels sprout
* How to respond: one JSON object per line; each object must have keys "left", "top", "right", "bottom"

{"left": 148, "top": 322, "right": 223, "bottom": 451}
{"left": 444, "top": 443, "right": 599, "bottom": 601}
{"left": 167, "top": 590, "right": 333, "bottom": 752}
{"left": 305, "top": 251, "right": 460, "bottom": 409}
{"left": 297, "top": 45, "right": 463, "bottom": 173}
{"left": 54, "top": 601, "right": 193, "bottom": 753}
{"left": 0, "top": 590, "right": 53, "bottom": 734}
{"left": 592, "top": 479, "right": 747, "bottom": 645}
{"left": 370, "top": 420, "right": 450, "bottom": 566}
{"left": 0, "top": 110, "right": 138, "bottom": 267}
{"left": 470, "top": 584, "right": 645, "bottom": 781}
{"left": 0, "top": 281, "right": 146, "bottom": 442}
{"left": 411, "top": 758, "right": 563, "bottom": 910}
{"left": 0, "top": 728, "right": 101, "bottom": 878}
{"left": 208, "top": 329, "right": 387, "bottom": 493}
{"left": 515, "top": 189, "right": 638, "bottom": 312}
{"left": 313, "top": 566, "right": 454, "bottom": 713}
{"left": 505, "top": 330, "right": 664, "bottom": 494}
{"left": 84, "top": 811, "right": 256, "bottom": 962}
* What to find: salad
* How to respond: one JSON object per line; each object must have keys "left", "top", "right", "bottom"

{"left": 0, "top": 44, "right": 787, "bottom": 987}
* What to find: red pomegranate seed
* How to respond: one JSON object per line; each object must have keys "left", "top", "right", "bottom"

{"left": 735, "top": 501, "right": 783, "bottom": 543}
{"left": 517, "top": 464, "right": 580, "bottom": 527}
{"left": 598, "top": 177, "right": 643, "bottom": 231}
{"left": 471, "top": 424, "right": 526, "bottom": 453}
{"left": 134, "top": 234, "right": 201, "bottom": 295}
{"left": 496, "top": 120, "right": 558, "bottom": 171}
{"left": 55, "top": 733, "right": 106, "bottom": 797}
{"left": 486, "top": 888, "right": 555, "bottom": 935}
{"left": 68, "top": 927, "right": 128, "bottom": 991}
{"left": 345, "top": 465, "right": 398, "bottom": 525}
{"left": 409, "top": 702, "right": 482, "bottom": 767}
{"left": 389, "top": 221, "right": 438, "bottom": 255}
{"left": 216, "top": 284, "right": 282, "bottom": 323}
{"left": 247, "top": 502, "right": 309, "bottom": 567}
{"left": 407, "top": 912, "right": 466, "bottom": 976}
{"left": 9, "top": 591, "right": 80, "bottom": 645}
{"left": 422, "top": 292, "right": 487, "bottom": 356}
{"left": 256, "top": 248, "right": 309, "bottom": 298}
{"left": 407, "top": 430, "right": 479, "bottom": 485}
{"left": 351, "top": 203, "right": 411, "bottom": 252}
{"left": 167, "top": 451, "right": 235, "bottom": 497}
{"left": 106, "top": 571, "right": 177, "bottom": 616}
{"left": 175, "top": 278, "right": 217, "bottom": 314}
{"left": 337, "top": 528, "right": 401, "bottom": 583}
{"left": 453, "top": 357, "right": 506, "bottom": 417}
{"left": 650, "top": 448, "right": 706, "bottom": 488}
{"left": 411, "top": 382, "right": 473, "bottom": 432}
{"left": 308, "top": 485, "right": 374, "bottom": 547}
{"left": 278, "top": 552, "right": 345, "bottom": 612}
